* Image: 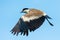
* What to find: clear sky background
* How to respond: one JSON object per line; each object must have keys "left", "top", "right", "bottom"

{"left": 0, "top": 0, "right": 60, "bottom": 40}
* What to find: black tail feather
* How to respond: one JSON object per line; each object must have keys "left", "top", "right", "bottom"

{"left": 45, "top": 15, "right": 54, "bottom": 26}
{"left": 45, "top": 15, "right": 52, "bottom": 19}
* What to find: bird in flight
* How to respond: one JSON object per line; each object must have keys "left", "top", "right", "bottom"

{"left": 11, "top": 8, "right": 54, "bottom": 36}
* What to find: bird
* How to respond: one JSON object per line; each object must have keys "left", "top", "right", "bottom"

{"left": 11, "top": 8, "right": 54, "bottom": 36}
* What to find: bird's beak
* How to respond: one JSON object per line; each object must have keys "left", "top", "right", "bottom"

{"left": 20, "top": 11, "right": 23, "bottom": 13}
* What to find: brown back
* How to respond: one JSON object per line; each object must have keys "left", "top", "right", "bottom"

{"left": 24, "top": 9, "right": 44, "bottom": 17}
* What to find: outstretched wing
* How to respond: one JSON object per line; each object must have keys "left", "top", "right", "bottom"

{"left": 25, "top": 16, "right": 45, "bottom": 32}
{"left": 11, "top": 16, "right": 45, "bottom": 36}
{"left": 11, "top": 18, "right": 29, "bottom": 36}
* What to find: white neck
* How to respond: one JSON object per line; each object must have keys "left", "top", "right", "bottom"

{"left": 24, "top": 10, "right": 30, "bottom": 13}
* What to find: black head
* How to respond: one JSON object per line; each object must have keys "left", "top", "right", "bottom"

{"left": 23, "top": 8, "right": 29, "bottom": 11}
{"left": 21, "top": 8, "right": 29, "bottom": 13}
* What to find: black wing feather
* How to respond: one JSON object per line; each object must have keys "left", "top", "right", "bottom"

{"left": 25, "top": 16, "right": 45, "bottom": 32}
{"left": 11, "top": 16, "right": 45, "bottom": 36}
{"left": 11, "top": 18, "right": 29, "bottom": 36}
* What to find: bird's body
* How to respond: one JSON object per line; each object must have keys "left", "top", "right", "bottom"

{"left": 11, "top": 8, "right": 53, "bottom": 36}
{"left": 21, "top": 8, "right": 45, "bottom": 22}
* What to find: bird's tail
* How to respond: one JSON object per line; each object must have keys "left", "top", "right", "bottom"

{"left": 45, "top": 15, "right": 54, "bottom": 26}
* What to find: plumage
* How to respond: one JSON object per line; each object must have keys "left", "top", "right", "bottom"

{"left": 25, "top": 16, "right": 45, "bottom": 31}
{"left": 11, "top": 8, "right": 54, "bottom": 36}
{"left": 24, "top": 9, "right": 44, "bottom": 17}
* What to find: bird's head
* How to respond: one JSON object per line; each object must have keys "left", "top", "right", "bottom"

{"left": 21, "top": 8, "right": 29, "bottom": 13}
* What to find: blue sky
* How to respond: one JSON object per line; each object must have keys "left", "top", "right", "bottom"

{"left": 0, "top": 0, "right": 60, "bottom": 40}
